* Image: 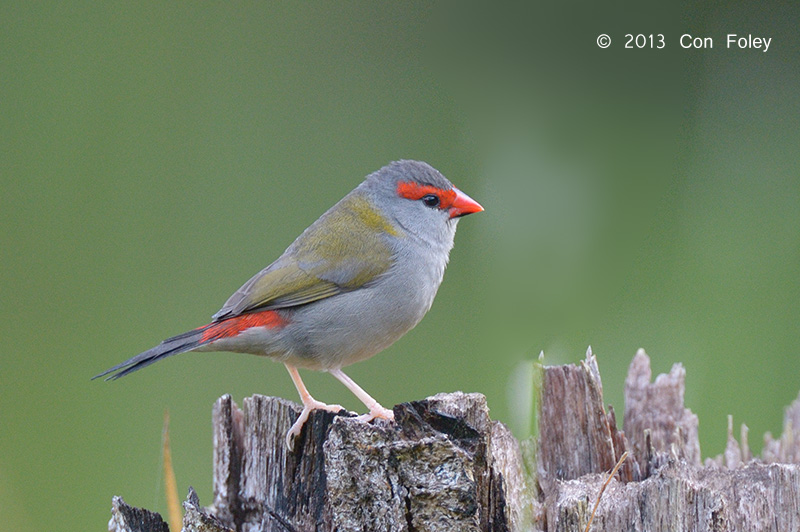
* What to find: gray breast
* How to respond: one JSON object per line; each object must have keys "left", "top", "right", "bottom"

{"left": 279, "top": 236, "right": 450, "bottom": 370}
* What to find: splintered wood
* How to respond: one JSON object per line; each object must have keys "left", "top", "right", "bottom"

{"left": 537, "top": 348, "right": 800, "bottom": 532}
{"left": 106, "top": 349, "right": 800, "bottom": 532}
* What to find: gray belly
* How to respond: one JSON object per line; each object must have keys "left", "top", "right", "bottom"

{"left": 277, "top": 277, "right": 435, "bottom": 370}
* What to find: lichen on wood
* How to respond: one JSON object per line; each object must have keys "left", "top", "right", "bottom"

{"left": 204, "top": 391, "right": 521, "bottom": 531}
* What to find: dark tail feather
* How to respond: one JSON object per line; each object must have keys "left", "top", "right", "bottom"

{"left": 93, "top": 326, "right": 211, "bottom": 381}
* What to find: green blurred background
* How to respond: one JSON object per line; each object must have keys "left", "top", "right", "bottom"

{"left": 3, "top": 2, "right": 800, "bottom": 530}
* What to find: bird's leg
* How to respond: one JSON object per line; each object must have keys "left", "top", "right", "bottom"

{"left": 284, "top": 363, "right": 347, "bottom": 447}
{"left": 328, "top": 368, "right": 395, "bottom": 423}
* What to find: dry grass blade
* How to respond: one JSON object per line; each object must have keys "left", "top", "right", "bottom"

{"left": 584, "top": 450, "right": 628, "bottom": 532}
{"left": 162, "top": 410, "right": 182, "bottom": 532}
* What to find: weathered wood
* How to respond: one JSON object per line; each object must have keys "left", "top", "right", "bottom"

{"left": 623, "top": 349, "right": 701, "bottom": 476}
{"left": 105, "top": 348, "right": 800, "bottom": 532}
{"left": 544, "top": 461, "right": 800, "bottom": 532}
{"left": 183, "top": 487, "right": 234, "bottom": 532}
{"left": 106, "top": 496, "right": 169, "bottom": 532}
{"left": 205, "top": 391, "right": 519, "bottom": 531}
{"left": 537, "top": 348, "right": 800, "bottom": 531}
{"left": 537, "top": 350, "right": 619, "bottom": 487}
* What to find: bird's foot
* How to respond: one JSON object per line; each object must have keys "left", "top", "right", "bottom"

{"left": 353, "top": 403, "right": 395, "bottom": 424}
{"left": 286, "top": 399, "right": 348, "bottom": 448}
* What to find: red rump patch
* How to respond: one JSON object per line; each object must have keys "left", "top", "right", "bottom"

{"left": 200, "top": 310, "right": 286, "bottom": 343}
{"left": 396, "top": 181, "right": 457, "bottom": 209}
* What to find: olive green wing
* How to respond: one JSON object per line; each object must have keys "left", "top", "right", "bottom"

{"left": 211, "top": 194, "right": 400, "bottom": 321}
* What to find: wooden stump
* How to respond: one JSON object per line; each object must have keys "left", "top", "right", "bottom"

{"left": 536, "top": 348, "right": 800, "bottom": 531}
{"left": 106, "top": 349, "right": 800, "bottom": 532}
{"left": 205, "top": 391, "right": 523, "bottom": 531}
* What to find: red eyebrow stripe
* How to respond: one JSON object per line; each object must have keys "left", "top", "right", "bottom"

{"left": 396, "top": 182, "right": 457, "bottom": 209}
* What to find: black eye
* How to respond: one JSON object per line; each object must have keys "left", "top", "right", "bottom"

{"left": 421, "top": 194, "right": 440, "bottom": 208}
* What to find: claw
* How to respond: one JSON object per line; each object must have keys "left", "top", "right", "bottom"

{"left": 285, "top": 398, "right": 347, "bottom": 449}
{"left": 353, "top": 404, "right": 395, "bottom": 424}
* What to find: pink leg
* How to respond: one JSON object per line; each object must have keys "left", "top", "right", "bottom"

{"left": 285, "top": 363, "right": 347, "bottom": 447}
{"left": 328, "top": 369, "right": 394, "bottom": 423}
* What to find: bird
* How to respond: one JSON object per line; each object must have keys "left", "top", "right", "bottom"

{"left": 94, "top": 160, "right": 483, "bottom": 447}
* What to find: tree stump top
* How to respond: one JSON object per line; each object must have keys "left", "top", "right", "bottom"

{"left": 106, "top": 348, "right": 800, "bottom": 532}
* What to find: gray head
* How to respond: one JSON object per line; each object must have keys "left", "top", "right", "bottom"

{"left": 359, "top": 160, "right": 483, "bottom": 248}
